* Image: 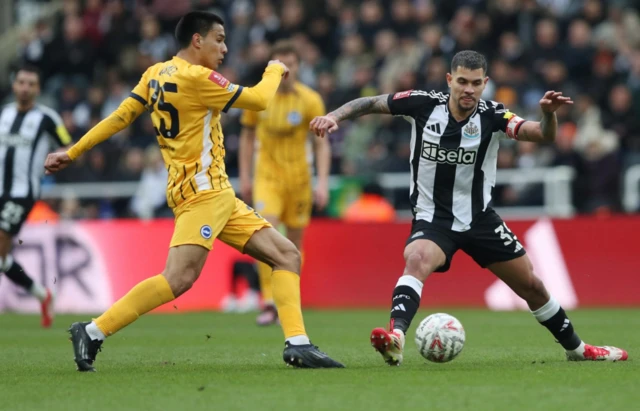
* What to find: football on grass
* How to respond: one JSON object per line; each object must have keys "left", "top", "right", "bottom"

{"left": 415, "top": 313, "right": 465, "bottom": 363}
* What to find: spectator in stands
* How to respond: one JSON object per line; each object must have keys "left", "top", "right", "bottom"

{"left": 5, "top": 0, "right": 640, "bottom": 217}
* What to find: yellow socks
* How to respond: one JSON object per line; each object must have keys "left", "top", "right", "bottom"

{"left": 257, "top": 261, "right": 274, "bottom": 304}
{"left": 272, "top": 270, "right": 307, "bottom": 339}
{"left": 95, "top": 274, "right": 175, "bottom": 337}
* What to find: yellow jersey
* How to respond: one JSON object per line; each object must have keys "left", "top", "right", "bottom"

{"left": 240, "top": 82, "right": 325, "bottom": 184}
{"left": 67, "top": 56, "right": 285, "bottom": 208}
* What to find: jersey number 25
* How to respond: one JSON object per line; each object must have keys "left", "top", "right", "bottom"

{"left": 148, "top": 80, "right": 180, "bottom": 139}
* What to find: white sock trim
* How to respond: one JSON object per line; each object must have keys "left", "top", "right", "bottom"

{"left": 569, "top": 341, "right": 586, "bottom": 355}
{"left": 286, "top": 335, "right": 310, "bottom": 345}
{"left": 29, "top": 283, "right": 47, "bottom": 302}
{"left": 395, "top": 275, "right": 424, "bottom": 296}
{"left": 531, "top": 296, "right": 560, "bottom": 323}
{"left": 85, "top": 321, "right": 106, "bottom": 341}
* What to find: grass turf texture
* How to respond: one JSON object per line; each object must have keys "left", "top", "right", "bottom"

{"left": 0, "top": 309, "right": 637, "bottom": 411}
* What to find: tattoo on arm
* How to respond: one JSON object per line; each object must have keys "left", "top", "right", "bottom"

{"left": 328, "top": 95, "right": 390, "bottom": 122}
{"left": 539, "top": 112, "right": 557, "bottom": 141}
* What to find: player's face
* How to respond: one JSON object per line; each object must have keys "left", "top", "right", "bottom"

{"left": 12, "top": 71, "right": 40, "bottom": 105}
{"left": 273, "top": 52, "right": 299, "bottom": 86}
{"left": 446, "top": 67, "right": 488, "bottom": 113}
{"left": 201, "top": 24, "right": 228, "bottom": 70}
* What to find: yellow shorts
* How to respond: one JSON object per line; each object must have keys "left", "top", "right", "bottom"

{"left": 253, "top": 179, "right": 312, "bottom": 229}
{"left": 170, "top": 188, "right": 271, "bottom": 251}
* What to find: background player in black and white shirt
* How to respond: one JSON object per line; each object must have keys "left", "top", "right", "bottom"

{"left": 311, "top": 51, "right": 627, "bottom": 364}
{"left": 0, "top": 65, "right": 72, "bottom": 327}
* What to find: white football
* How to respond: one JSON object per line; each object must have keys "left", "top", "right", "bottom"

{"left": 415, "top": 313, "right": 465, "bottom": 363}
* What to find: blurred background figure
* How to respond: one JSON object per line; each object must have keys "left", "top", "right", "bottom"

{"left": 220, "top": 260, "right": 261, "bottom": 314}
{"left": 130, "top": 146, "right": 170, "bottom": 220}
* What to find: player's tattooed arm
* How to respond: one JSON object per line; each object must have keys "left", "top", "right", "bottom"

{"left": 328, "top": 95, "right": 391, "bottom": 122}
{"left": 539, "top": 111, "right": 557, "bottom": 140}
{"left": 310, "top": 94, "right": 391, "bottom": 137}
{"left": 517, "top": 112, "right": 557, "bottom": 143}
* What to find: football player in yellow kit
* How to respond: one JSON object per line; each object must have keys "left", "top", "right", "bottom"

{"left": 45, "top": 11, "right": 343, "bottom": 371}
{"left": 239, "top": 41, "right": 331, "bottom": 326}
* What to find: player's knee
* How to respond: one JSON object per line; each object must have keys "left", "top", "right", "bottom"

{"left": 519, "top": 274, "right": 548, "bottom": 303}
{"left": 164, "top": 266, "right": 200, "bottom": 297}
{"left": 274, "top": 244, "right": 301, "bottom": 274}
{"left": 404, "top": 252, "right": 433, "bottom": 281}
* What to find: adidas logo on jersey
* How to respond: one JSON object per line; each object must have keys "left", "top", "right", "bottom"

{"left": 421, "top": 141, "right": 477, "bottom": 165}
{"left": 426, "top": 123, "right": 442, "bottom": 134}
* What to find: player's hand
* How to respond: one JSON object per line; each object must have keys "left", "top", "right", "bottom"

{"left": 314, "top": 179, "right": 330, "bottom": 210}
{"left": 539, "top": 91, "right": 573, "bottom": 113}
{"left": 240, "top": 178, "right": 252, "bottom": 205}
{"left": 268, "top": 59, "right": 289, "bottom": 80}
{"left": 309, "top": 114, "right": 339, "bottom": 138}
{"left": 44, "top": 151, "right": 72, "bottom": 175}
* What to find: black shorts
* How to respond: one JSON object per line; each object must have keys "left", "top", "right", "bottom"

{"left": 406, "top": 208, "right": 526, "bottom": 272}
{"left": 0, "top": 197, "right": 35, "bottom": 236}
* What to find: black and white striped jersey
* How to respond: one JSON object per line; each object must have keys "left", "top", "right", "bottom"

{"left": 387, "top": 90, "right": 517, "bottom": 232}
{"left": 0, "top": 103, "right": 71, "bottom": 199}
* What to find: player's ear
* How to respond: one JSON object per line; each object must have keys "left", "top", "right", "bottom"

{"left": 484, "top": 76, "right": 489, "bottom": 85}
{"left": 446, "top": 72, "right": 452, "bottom": 87}
{"left": 193, "top": 33, "right": 202, "bottom": 49}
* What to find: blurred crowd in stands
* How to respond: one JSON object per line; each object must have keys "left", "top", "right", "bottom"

{"left": 4, "top": 0, "right": 640, "bottom": 219}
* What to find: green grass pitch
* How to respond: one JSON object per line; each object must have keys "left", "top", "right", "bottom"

{"left": 0, "top": 309, "right": 637, "bottom": 411}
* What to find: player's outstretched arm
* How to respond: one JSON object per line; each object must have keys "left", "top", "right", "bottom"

{"left": 516, "top": 91, "right": 573, "bottom": 143}
{"left": 230, "top": 61, "right": 289, "bottom": 111}
{"left": 45, "top": 97, "right": 145, "bottom": 174}
{"left": 309, "top": 94, "right": 390, "bottom": 137}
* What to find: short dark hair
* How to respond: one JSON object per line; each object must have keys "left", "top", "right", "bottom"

{"left": 14, "top": 63, "right": 41, "bottom": 82}
{"left": 451, "top": 50, "right": 487, "bottom": 75}
{"left": 175, "top": 11, "right": 224, "bottom": 49}
{"left": 270, "top": 40, "right": 300, "bottom": 62}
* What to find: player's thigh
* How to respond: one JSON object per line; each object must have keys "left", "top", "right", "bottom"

{"left": 0, "top": 229, "right": 12, "bottom": 257}
{"left": 282, "top": 183, "right": 312, "bottom": 230}
{"left": 166, "top": 190, "right": 236, "bottom": 294}
{"left": 405, "top": 220, "right": 459, "bottom": 279}
{"left": 253, "top": 179, "right": 285, "bottom": 223}
{"left": 460, "top": 209, "right": 526, "bottom": 269}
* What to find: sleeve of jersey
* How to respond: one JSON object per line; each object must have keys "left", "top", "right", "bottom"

{"left": 493, "top": 103, "right": 526, "bottom": 139}
{"left": 387, "top": 90, "right": 431, "bottom": 117}
{"left": 228, "top": 65, "right": 284, "bottom": 112}
{"left": 67, "top": 97, "right": 144, "bottom": 160}
{"left": 45, "top": 111, "right": 72, "bottom": 147}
